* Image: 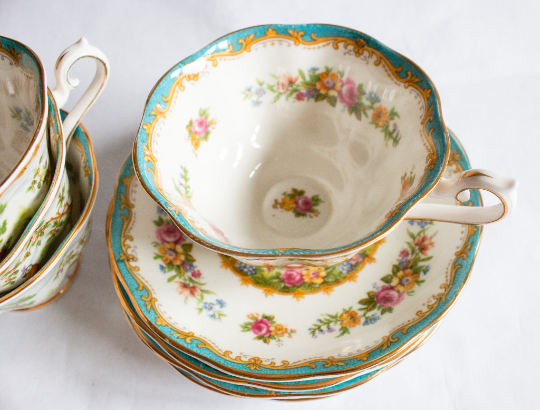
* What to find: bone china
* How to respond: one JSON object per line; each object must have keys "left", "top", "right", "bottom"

{"left": 0, "top": 38, "right": 108, "bottom": 292}
{"left": 0, "top": 111, "right": 97, "bottom": 311}
{"left": 133, "top": 24, "right": 516, "bottom": 267}
{"left": 110, "top": 129, "right": 482, "bottom": 382}
{"left": 0, "top": 37, "right": 50, "bottom": 257}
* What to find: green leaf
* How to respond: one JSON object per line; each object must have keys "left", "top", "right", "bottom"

{"left": 0, "top": 220, "right": 7, "bottom": 236}
{"left": 314, "top": 93, "right": 326, "bottom": 102}
{"left": 408, "top": 230, "right": 416, "bottom": 240}
{"left": 419, "top": 256, "right": 433, "bottom": 262}
{"left": 392, "top": 264, "right": 400, "bottom": 275}
{"left": 359, "top": 298, "right": 372, "bottom": 306}
{"left": 298, "top": 69, "right": 306, "bottom": 80}
{"left": 182, "top": 243, "right": 193, "bottom": 253}
{"left": 328, "top": 96, "right": 337, "bottom": 107}
{"left": 381, "top": 274, "right": 393, "bottom": 284}
{"left": 167, "top": 275, "right": 176, "bottom": 282}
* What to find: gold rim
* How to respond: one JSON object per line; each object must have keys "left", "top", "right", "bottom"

{"left": 106, "top": 150, "right": 482, "bottom": 380}
{"left": 14, "top": 257, "right": 81, "bottom": 312}
{"left": 0, "top": 107, "right": 98, "bottom": 303}
{"left": 132, "top": 23, "right": 450, "bottom": 260}
{"left": 0, "top": 36, "right": 48, "bottom": 195}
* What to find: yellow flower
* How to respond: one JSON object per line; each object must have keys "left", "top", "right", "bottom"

{"left": 158, "top": 242, "right": 185, "bottom": 266}
{"left": 303, "top": 267, "right": 326, "bottom": 285}
{"left": 339, "top": 310, "right": 361, "bottom": 328}
{"left": 279, "top": 197, "right": 296, "bottom": 211}
{"left": 316, "top": 72, "right": 342, "bottom": 96}
{"left": 190, "top": 134, "right": 201, "bottom": 150}
{"left": 270, "top": 324, "right": 287, "bottom": 337}
{"left": 391, "top": 269, "right": 419, "bottom": 292}
{"left": 372, "top": 105, "right": 390, "bottom": 128}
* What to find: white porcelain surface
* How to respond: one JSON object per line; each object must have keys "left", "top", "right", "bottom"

{"left": 0, "top": 91, "right": 71, "bottom": 292}
{"left": 0, "top": 37, "right": 50, "bottom": 257}
{"left": 110, "top": 143, "right": 480, "bottom": 381}
{"left": 0, "top": 117, "right": 96, "bottom": 311}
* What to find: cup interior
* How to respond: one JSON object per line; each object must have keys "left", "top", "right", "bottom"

{"left": 0, "top": 38, "right": 44, "bottom": 185}
{"left": 144, "top": 26, "right": 445, "bottom": 252}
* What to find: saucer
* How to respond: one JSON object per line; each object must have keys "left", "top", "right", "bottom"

{"left": 112, "top": 267, "right": 441, "bottom": 392}
{"left": 108, "top": 129, "right": 482, "bottom": 382}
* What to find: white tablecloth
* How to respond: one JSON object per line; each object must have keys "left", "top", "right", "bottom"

{"left": 1, "top": 1, "right": 538, "bottom": 408}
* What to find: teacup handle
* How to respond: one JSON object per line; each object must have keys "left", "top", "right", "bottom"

{"left": 52, "top": 37, "right": 109, "bottom": 147}
{"left": 405, "top": 169, "right": 518, "bottom": 224}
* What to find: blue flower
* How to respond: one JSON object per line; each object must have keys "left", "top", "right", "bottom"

{"left": 317, "top": 328, "right": 326, "bottom": 334}
{"left": 309, "top": 66, "right": 319, "bottom": 73}
{"left": 372, "top": 282, "right": 380, "bottom": 290}
{"left": 339, "top": 261, "right": 353, "bottom": 274}
{"left": 159, "top": 264, "right": 167, "bottom": 274}
{"left": 251, "top": 100, "right": 262, "bottom": 108}
{"left": 14, "top": 107, "right": 22, "bottom": 115}
{"left": 423, "top": 265, "right": 430, "bottom": 275}
{"left": 327, "top": 327, "right": 336, "bottom": 333}
{"left": 216, "top": 299, "right": 226, "bottom": 308}
{"left": 236, "top": 261, "right": 257, "bottom": 276}
{"left": 363, "top": 314, "right": 381, "bottom": 326}
{"left": 366, "top": 91, "right": 381, "bottom": 104}
{"left": 305, "top": 87, "right": 318, "bottom": 99}
{"left": 255, "top": 87, "right": 266, "bottom": 97}
{"left": 245, "top": 86, "right": 252, "bottom": 92}
{"left": 418, "top": 220, "right": 429, "bottom": 228}
{"left": 208, "top": 313, "right": 218, "bottom": 320}
{"left": 203, "top": 302, "right": 214, "bottom": 311}
{"left": 408, "top": 220, "right": 415, "bottom": 226}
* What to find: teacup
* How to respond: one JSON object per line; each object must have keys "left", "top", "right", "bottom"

{"left": 133, "top": 24, "right": 517, "bottom": 267}
{"left": 0, "top": 38, "right": 108, "bottom": 291}
{"left": 0, "top": 37, "right": 108, "bottom": 259}
{"left": 0, "top": 37, "right": 50, "bottom": 257}
{"left": 0, "top": 109, "right": 97, "bottom": 311}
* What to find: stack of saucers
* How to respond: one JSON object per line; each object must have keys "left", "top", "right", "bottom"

{"left": 107, "top": 24, "right": 516, "bottom": 399}
{"left": 0, "top": 36, "right": 108, "bottom": 313}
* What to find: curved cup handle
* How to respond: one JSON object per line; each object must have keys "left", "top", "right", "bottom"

{"left": 51, "top": 37, "right": 109, "bottom": 147}
{"left": 405, "top": 169, "right": 518, "bottom": 225}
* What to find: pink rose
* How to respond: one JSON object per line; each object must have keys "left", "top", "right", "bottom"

{"left": 280, "top": 269, "right": 304, "bottom": 287}
{"left": 191, "top": 117, "right": 209, "bottom": 136}
{"left": 190, "top": 269, "right": 202, "bottom": 279}
{"left": 399, "top": 249, "right": 410, "bottom": 259}
{"left": 156, "top": 224, "right": 185, "bottom": 245}
{"left": 251, "top": 318, "right": 271, "bottom": 336}
{"left": 375, "top": 285, "right": 405, "bottom": 307}
{"left": 295, "top": 91, "right": 306, "bottom": 101}
{"left": 338, "top": 78, "right": 359, "bottom": 107}
{"left": 295, "top": 195, "right": 313, "bottom": 213}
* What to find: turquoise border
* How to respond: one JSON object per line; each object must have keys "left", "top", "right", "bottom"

{"left": 112, "top": 130, "right": 481, "bottom": 377}
{"left": 133, "top": 24, "right": 448, "bottom": 256}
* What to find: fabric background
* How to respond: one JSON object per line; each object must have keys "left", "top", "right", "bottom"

{"left": 1, "top": 0, "right": 538, "bottom": 408}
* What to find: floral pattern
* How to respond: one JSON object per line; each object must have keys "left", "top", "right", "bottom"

{"left": 173, "top": 165, "right": 193, "bottom": 203}
{"left": 152, "top": 210, "right": 225, "bottom": 321}
{"left": 240, "top": 313, "right": 296, "bottom": 346}
{"left": 10, "top": 106, "right": 34, "bottom": 133}
{"left": 400, "top": 167, "right": 416, "bottom": 198}
{"left": 186, "top": 108, "right": 216, "bottom": 154}
{"left": 27, "top": 154, "right": 49, "bottom": 193}
{"left": 220, "top": 240, "right": 382, "bottom": 300}
{"left": 272, "top": 188, "right": 323, "bottom": 218}
{"left": 1, "top": 183, "right": 71, "bottom": 288}
{"left": 308, "top": 221, "right": 435, "bottom": 338}
{"left": 245, "top": 67, "right": 401, "bottom": 146}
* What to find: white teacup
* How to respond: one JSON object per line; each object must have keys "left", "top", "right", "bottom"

{"left": 0, "top": 37, "right": 108, "bottom": 260}
{"left": 133, "top": 24, "right": 517, "bottom": 267}
{"left": 0, "top": 38, "right": 108, "bottom": 291}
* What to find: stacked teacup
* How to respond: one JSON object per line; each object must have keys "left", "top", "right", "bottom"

{"left": 0, "top": 36, "right": 108, "bottom": 312}
{"left": 108, "top": 24, "right": 518, "bottom": 399}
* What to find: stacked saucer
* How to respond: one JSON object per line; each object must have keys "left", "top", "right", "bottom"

{"left": 108, "top": 131, "right": 481, "bottom": 399}
{"left": 0, "top": 36, "right": 108, "bottom": 312}
{"left": 108, "top": 24, "right": 516, "bottom": 399}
